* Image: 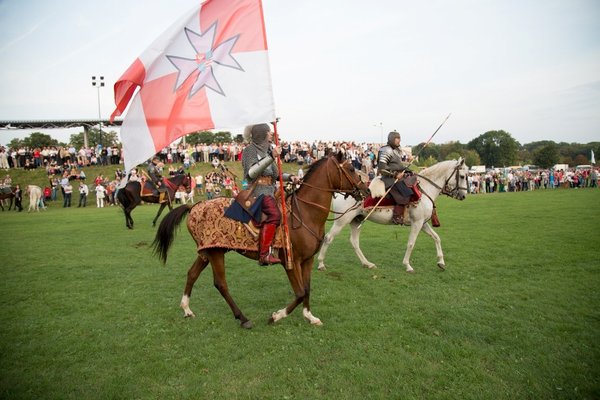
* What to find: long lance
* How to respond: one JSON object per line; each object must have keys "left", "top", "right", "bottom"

{"left": 358, "top": 113, "right": 452, "bottom": 229}
{"left": 272, "top": 120, "right": 294, "bottom": 270}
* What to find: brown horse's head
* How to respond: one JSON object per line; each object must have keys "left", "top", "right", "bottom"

{"left": 327, "top": 151, "right": 370, "bottom": 201}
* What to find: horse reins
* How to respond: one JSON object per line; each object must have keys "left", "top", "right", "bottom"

{"left": 287, "top": 157, "right": 366, "bottom": 239}
{"left": 415, "top": 161, "right": 467, "bottom": 200}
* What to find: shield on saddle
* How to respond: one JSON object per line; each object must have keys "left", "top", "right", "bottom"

{"left": 189, "top": 198, "right": 283, "bottom": 260}
{"left": 224, "top": 193, "right": 264, "bottom": 224}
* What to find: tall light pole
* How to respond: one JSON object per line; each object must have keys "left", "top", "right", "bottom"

{"left": 92, "top": 76, "right": 104, "bottom": 147}
{"left": 373, "top": 122, "right": 383, "bottom": 144}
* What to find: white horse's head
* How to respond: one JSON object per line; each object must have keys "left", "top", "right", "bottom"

{"left": 444, "top": 158, "right": 469, "bottom": 200}
{"left": 420, "top": 158, "right": 469, "bottom": 200}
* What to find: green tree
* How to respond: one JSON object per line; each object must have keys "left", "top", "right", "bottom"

{"left": 186, "top": 131, "right": 214, "bottom": 144}
{"left": 69, "top": 128, "right": 118, "bottom": 148}
{"left": 445, "top": 151, "right": 461, "bottom": 161}
{"left": 467, "top": 130, "right": 520, "bottom": 167}
{"left": 463, "top": 149, "right": 481, "bottom": 167}
{"left": 532, "top": 143, "right": 559, "bottom": 169}
{"left": 439, "top": 141, "right": 465, "bottom": 160}
{"left": 7, "top": 138, "right": 24, "bottom": 149}
{"left": 419, "top": 155, "right": 438, "bottom": 168}
{"left": 413, "top": 142, "right": 440, "bottom": 162}
{"left": 23, "top": 132, "right": 60, "bottom": 148}
{"left": 213, "top": 131, "right": 232, "bottom": 143}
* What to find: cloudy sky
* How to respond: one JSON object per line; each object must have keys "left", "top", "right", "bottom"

{"left": 0, "top": 0, "right": 598, "bottom": 147}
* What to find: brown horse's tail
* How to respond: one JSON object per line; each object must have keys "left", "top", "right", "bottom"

{"left": 152, "top": 204, "right": 192, "bottom": 264}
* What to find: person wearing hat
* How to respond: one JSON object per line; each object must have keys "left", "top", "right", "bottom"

{"left": 241, "top": 123, "right": 297, "bottom": 266}
{"left": 377, "top": 131, "right": 414, "bottom": 224}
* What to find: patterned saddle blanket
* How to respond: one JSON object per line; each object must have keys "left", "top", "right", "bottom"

{"left": 187, "top": 198, "right": 283, "bottom": 260}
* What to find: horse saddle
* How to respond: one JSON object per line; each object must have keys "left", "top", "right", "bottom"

{"left": 0, "top": 186, "right": 13, "bottom": 195}
{"left": 364, "top": 176, "right": 421, "bottom": 208}
{"left": 140, "top": 181, "right": 157, "bottom": 197}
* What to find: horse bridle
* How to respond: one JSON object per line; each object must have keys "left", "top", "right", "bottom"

{"left": 288, "top": 156, "right": 367, "bottom": 236}
{"left": 297, "top": 157, "right": 367, "bottom": 202}
{"left": 416, "top": 161, "right": 468, "bottom": 199}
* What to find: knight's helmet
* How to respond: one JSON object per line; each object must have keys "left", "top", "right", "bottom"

{"left": 387, "top": 131, "right": 400, "bottom": 148}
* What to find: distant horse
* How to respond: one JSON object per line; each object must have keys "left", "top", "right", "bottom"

{"left": 317, "top": 158, "right": 469, "bottom": 273}
{"left": 26, "top": 185, "right": 44, "bottom": 212}
{"left": 152, "top": 152, "right": 369, "bottom": 328}
{"left": 117, "top": 173, "right": 192, "bottom": 229}
{"left": 0, "top": 186, "right": 16, "bottom": 211}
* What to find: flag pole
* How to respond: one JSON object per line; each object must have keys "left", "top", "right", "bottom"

{"left": 272, "top": 120, "right": 294, "bottom": 270}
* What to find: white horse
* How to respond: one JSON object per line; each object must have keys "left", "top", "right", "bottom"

{"left": 26, "top": 185, "right": 44, "bottom": 212}
{"left": 317, "top": 158, "right": 469, "bottom": 273}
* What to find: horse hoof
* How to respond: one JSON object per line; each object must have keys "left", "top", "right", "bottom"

{"left": 405, "top": 268, "right": 415, "bottom": 274}
{"left": 317, "top": 265, "right": 326, "bottom": 271}
{"left": 241, "top": 320, "right": 253, "bottom": 329}
{"left": 364, "top": 263, "right": 377, "bottom": 269}
{"left": 183, "top": 312, "right": 195, "bottom": 318}
{"left": 437, "top": 263, "right": 446, "bottom": 271}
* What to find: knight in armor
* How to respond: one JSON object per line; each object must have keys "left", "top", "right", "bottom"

{"left": 147, "top": 157, "right": 166, "bottom": 196}
{"left": 377, "top": 131, "right": 414, "bottom": 225}
{"left": 242, "top": 123, "right": 297, "bottom": 266}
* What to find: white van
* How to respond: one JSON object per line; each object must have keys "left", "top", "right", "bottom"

{"left": 553, "top": 164, "right": 569, "bottom": 171}
{"left": 576, "top": 165, "right": 592, "bottom": 171}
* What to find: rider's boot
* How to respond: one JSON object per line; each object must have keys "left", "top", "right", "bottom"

{"left": 258, "top": 223, "right": 281, "bottom": 266}
{"left": 392, "top": 204, "right": 405, "bottom": 225}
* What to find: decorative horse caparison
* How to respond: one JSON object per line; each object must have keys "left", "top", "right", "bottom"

{"left": 117, "top": 173, "right": 192, "bottom": 229}
{"left": 317, "top": 158, "right": 469, "bottom": 273}
{"left": 152, "top": 152, "right": 369, "bottom": 329}
{"left": 0, "top": 186, "right": 16, "bottom": 211}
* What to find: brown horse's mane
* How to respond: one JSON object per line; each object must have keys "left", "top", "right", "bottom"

{"left": 302, "top": 153, "right": 341, "bottom": 181}
{"left": 300, "top": 157, "right": 329, "bottom": 183}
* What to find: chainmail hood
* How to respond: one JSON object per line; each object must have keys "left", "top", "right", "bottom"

{"left": 244, "top": 123, "right": 271, "bottom": 152}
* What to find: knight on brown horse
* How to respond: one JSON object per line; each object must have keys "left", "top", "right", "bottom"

{"left": 377, "top": 131, "right": 415, "bottom": 224}
{"left": 237, "top": 123, "right": 299, "bottom": 266}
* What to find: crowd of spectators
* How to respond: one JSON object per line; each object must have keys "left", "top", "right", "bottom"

{"left": 468, "top": 167, "right": 598, "bottom": 193}
{"left": 1, "top": 139, "right": 598, "bottom": 211}
{"left": 0, "top": 144, "right": 122, "bottom": 170}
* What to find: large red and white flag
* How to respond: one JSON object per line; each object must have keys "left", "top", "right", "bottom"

{"left": 111, "top": 0, "right": 276, "bottom": 171}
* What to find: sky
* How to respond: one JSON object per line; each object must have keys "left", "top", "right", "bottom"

{"left": 0, "top": 0, "right": 599, "bottom": 147}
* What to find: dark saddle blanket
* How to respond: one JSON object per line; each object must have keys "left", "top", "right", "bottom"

{"left": 140, "top": 181, "right": 157, "bottom": 197}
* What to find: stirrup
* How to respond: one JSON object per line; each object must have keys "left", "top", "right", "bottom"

{"left": 392, "top": 216, "right": 404, "bottom": 225}
{"left": 258, "top": 254, "right": 281, "bottom": 266}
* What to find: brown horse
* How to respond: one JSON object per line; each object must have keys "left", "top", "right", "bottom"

{"left": 117, "top": 173, "right": 192, "bottom": 229}
{"left": 152, "top": 152, "right": 369, "bottom": 328}
{"left": 0, "top": 186, "right": 17, "bottom": 211}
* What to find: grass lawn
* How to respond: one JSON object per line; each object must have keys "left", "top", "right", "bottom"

{"left": 0, "top": 169, "right": 598, "bottom": 399}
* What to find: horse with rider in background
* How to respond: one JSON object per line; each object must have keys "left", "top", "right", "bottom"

{"left": 317, "top": 158, "right": 469, "bottom": 273}
{"left": 117, "top": 172, "right": 192, "bottom": 229}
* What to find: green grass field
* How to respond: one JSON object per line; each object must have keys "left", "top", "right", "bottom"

{"left": 0, "top": 166, "right": 599, "bottom": 399}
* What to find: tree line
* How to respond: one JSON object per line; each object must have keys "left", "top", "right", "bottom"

{"left": 6, "top": 129, "right": 599, "bottom": 169}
